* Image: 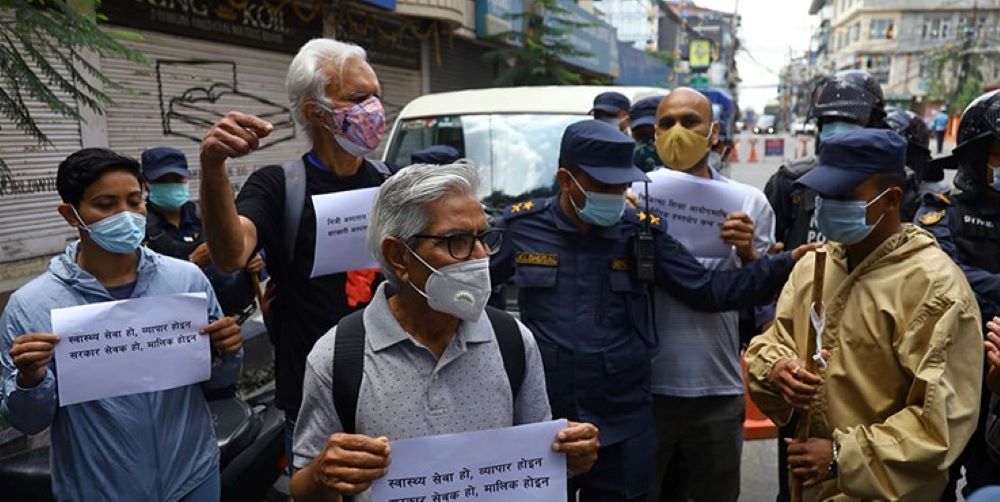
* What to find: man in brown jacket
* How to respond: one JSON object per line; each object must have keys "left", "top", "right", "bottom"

{"left": 746, "top": 129, "right": 983, "bottom": 500}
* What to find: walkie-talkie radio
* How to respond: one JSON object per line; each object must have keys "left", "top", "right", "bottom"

{"left": 630, "top": 182, "right": 656, "bottom": 284}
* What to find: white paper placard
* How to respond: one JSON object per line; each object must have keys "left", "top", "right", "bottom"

{"left": 52, "top": 293, "right": 210, "bottom": 406}
{"left": 371, "top": 419, "right": 568, "bottom": 502}
{"left": 310, "top": 187, "right": 381, "bottom": 278}
{"left": 634, "top": 168, "right": 748, "bottom": 257}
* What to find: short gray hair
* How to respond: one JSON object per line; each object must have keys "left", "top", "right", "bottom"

{"left": 286, "top": 38, "right": 368, "bottom": 138}
{"left": 367, "top": 163, "right": 480, "bottom": 285}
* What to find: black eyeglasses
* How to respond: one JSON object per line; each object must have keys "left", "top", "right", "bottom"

{"left": 409, "top": 228, "right": 504, "bottom": 260}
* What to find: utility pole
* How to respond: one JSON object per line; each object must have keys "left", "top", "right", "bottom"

{"left": 948, "top": 0, "right": 979, "bottom": 112}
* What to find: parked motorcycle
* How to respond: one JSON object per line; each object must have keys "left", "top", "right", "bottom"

{"left": 0, "top": 384, "right": 286, "bottom": 502}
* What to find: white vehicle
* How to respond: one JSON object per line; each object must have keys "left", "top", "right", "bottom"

{"left": 791, "top": 118, "right": 817, "bottom": 135}
{"left": 753, "top": 114, "right": 776, "bottom": 135}
{"left": 382, "top": 86, "right": 666, "bottom": 210}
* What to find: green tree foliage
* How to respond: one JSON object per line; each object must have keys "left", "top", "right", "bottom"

{"left": 483, "top": 0, "right": 598, "bottom": 86}
{"left": 644, "top": 49, "right": 674, "bottom": 68}
{"left": 0, "top": 0, "right": 146, "bottom": 179}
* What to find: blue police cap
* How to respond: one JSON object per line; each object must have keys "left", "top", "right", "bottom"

{"left": 560, "top": 120, "right": 650, "bottom": 185}
{"left": 590, "top": 92, "right": 631, "bottom": 115}
{"left": 411, "top": 145, "right": 460, "bottom": 165}
{"left": 629, "top": 96, "right": 662, "bottom": 129}
{"left": 141, "top": 147, "right": 191, "bottom": 181}
{"left": 796, "top": 129, "right": 906, "bottom": 197}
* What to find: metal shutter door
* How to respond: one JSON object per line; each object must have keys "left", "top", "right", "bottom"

{"left": 101, "top": 29, "right": 308, "bottom": 197}
{"left": 372, "top": 63, "right": 422, "bottom": 159}
{"left": 0, "top": 41, "right": 83, "bottom": 263}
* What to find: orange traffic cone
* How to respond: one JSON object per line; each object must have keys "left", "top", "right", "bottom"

{"left": 799, "top": 138, "right": 810, "bottom": 159}
{"left": 743, "top": 356, "right": 778, "bottom": 440}
{"left": 748, "top": 139, "right": 759, "bottom": 163}
{"left": 728, "top": 140, "right": 740, "bottom": 163}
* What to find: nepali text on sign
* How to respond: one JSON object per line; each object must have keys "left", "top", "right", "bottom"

{"left": 52, "top": 293, "right": 210, "bottom": 406}
{"left": 371, "top": 419, "right": 568, "bottom": 502}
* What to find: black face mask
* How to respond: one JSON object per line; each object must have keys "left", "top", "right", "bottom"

{"left": 633, "top": 139, "right": 662, "bottom": 173}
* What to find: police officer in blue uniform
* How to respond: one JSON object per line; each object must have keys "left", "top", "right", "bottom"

{"left": 490, "top": 120, "right": 815, "bottom": 501}
{"left": 765, "top": 69, "right": 889, "bottom": 248}
{"left": 884, "top": 107, "right": 945, "bottom": 223}
{"left": 915, "top": 90, "right": 1000, "bottom": 500}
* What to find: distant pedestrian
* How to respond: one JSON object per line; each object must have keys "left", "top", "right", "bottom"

{"left": 933, "top": 109, "right": 949, "bottom": 154}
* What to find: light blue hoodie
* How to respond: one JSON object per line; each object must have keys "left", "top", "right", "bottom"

{"left": 1, "top": 243, "right": 242, "bottom": 501}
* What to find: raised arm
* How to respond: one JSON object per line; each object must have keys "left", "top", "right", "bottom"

{"left": 199, "top": 112, "right": 273, "bottom": 272}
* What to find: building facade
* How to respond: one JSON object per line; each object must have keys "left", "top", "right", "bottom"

{"left": 819, "top": 0, "right": 1000, "bottom": 110}
{"left": 657, "top": 0, "right": 740, "bottom": 95}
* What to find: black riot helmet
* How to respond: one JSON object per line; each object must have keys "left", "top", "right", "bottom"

{"left": 811, "top": 69, "right": 887, "bottom": 128}
{"left": 885, "top": 107, "right": 936, "bottom": 181}
{"left": 953, "top": 89, "right": 1000, "bottom": 192}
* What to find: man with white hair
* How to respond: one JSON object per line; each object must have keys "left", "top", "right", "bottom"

{"left": 288, "top": 163, "right": 600, "bottom": 501}
{"left": 198, "top": 38, "right": 394, "bottom": 457}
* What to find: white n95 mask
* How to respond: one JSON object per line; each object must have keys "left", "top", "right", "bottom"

{"left": 406, "top": 250, "right": 492, "bottom": 322}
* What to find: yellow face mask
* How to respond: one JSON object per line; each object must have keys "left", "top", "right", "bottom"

{"left": 655, "top": 123, "right": 713, "bottom": 172}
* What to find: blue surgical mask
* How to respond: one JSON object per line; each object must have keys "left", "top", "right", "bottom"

{"left": 814, "top": 188, "right": 890, "bottom": 245}
{"left": 566, "top": 171, "right": 626, "bottom": 226}
{"left": 148, "top": 183, "right": 190, "bottom": 210}
{"left": 71, "top": 206, "right": 146, "bottom": 254}
{"left": 990, "top": 164, "right": 1000, "bottom": 192}
{"left": 819, "top": 121, "right": 863, "bottom": 142}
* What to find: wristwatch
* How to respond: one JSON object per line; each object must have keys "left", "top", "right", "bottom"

{"left": 829, "top": 440, "right": 840, "bottom": 478}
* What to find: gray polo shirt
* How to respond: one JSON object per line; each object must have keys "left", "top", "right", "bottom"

{"left": 292, "top": 283, "right": 551, "bottom": 500}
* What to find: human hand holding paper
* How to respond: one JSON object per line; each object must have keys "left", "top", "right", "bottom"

{"left": 10, "top": 333, "right": 60, "bottom": 388}
{"left": 553, "top": 421, "right": 600, "bottom": 476}
{"left": 202, "top": 317, "right": 242, "bottom": 356}
{"left": 721, "top": 211, "right": 758, "bottom": 262}
{"left": 305, "top": 433, "right": 391, "bottom": 497}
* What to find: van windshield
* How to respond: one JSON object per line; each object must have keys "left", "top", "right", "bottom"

{"left": 386, "top": 113, "right": 587, "bottom": 209}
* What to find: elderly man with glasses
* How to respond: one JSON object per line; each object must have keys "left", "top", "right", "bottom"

{"left": 289, "top": 163, "right": 600, "bottom": 502}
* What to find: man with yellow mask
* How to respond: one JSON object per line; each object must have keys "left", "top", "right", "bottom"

{"left": 645, "top": 88, "right": 776, "bottom": 501}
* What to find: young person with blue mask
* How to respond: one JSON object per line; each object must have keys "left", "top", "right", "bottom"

{"left": 746, "top": 129, "right": 983, "bottom": 501}
{"left": 0, "top": 148, "right": 244, "bottom": 501}
{"left": 142, "top": 147, "right": 262, "bottom": 318}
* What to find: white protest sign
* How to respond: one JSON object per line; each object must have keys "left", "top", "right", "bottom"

{"left": 371, "top": 419, "right": 568, "bottom": 502}
{"left": 310, "top": 187, "right": 380, "bottom": 278}
{"left": 52, "top": 293, "right": 210, "bottom": 406}
{"left": 634, "top": 168, "right": 748, "bottom": 258}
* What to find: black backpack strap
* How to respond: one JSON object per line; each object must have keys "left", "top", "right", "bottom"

{"left": 280, "top": 159, "right": 307, "bottom": 265}
{"left": 485, "top": 306, "right": 526, "bottom": 401}
{"left": 332, "top": 309, "right": 367, "bottom": 435}
{"left": 368, "top": 159, "right": 398, "bottom": 180}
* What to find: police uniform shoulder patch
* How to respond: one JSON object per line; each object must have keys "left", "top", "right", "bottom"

{"left": 504, "top": 198, "right": 547, "bottom": 220}
{"left": 625, "top": 207, "right": 665, "bottom": 231}
{"left": 919, "top": 209, "right": 946, "bottom": 226}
